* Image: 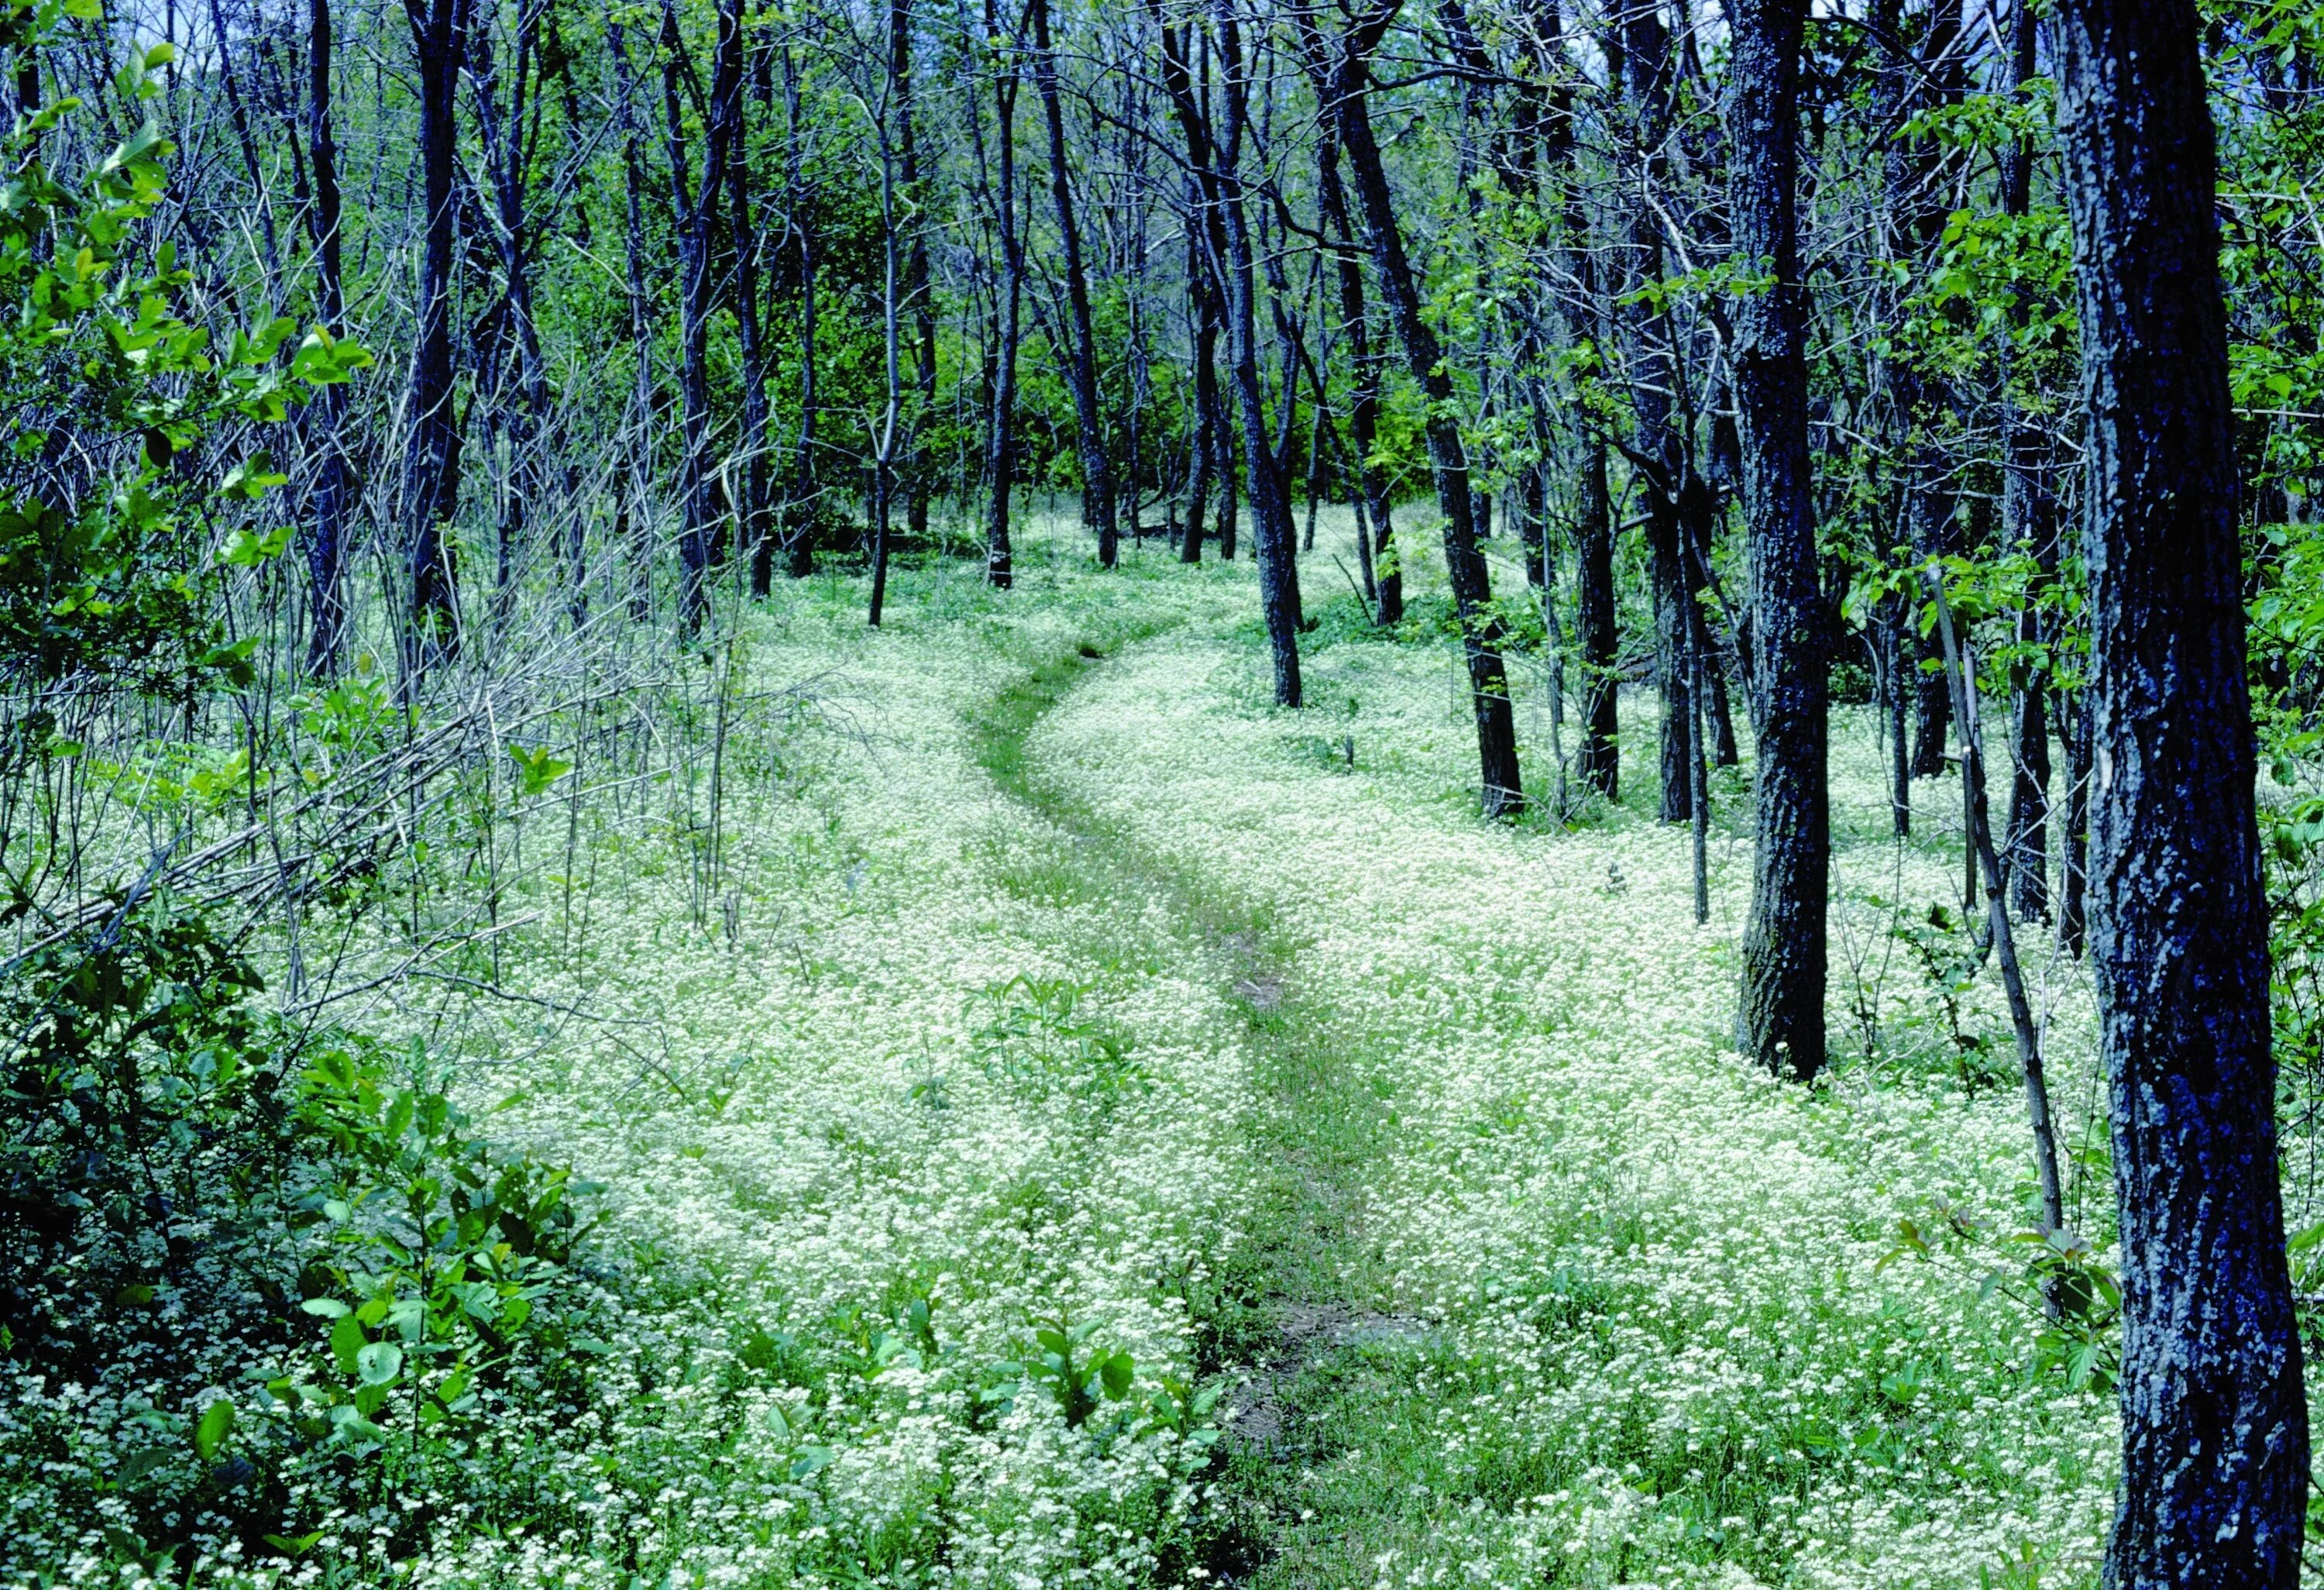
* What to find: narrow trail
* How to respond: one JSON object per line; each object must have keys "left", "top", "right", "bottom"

{"left": 964, "top": 625, "right": 1406, "bottom": 1585}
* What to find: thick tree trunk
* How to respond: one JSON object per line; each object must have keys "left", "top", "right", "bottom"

{"left": 401, "top": 0, "right": 466, "bottom": 669}
{"left": 1312, "top": 26, "right": 1522, "bottom": 817}
{"left": 1729, "top": 0, "right": 1827, "bottom": 1082}
{"left": 1030, "top": 0, "right": 1117, "bottom": 566}
{"left": 2055, "top": 3, "right": 2310, "bottom": 1578}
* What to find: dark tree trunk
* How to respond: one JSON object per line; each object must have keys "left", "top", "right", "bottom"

{"left": 1614, "top": 2, "right": 1695, "bottom": 816}
{"left": 1208, "top": 0, "right": 1300, "bottom": 707}
{"left": 401, "top": 0, "right": 467, "bottom": 669}
{"left": 2055, "top": 3, "right": 2310, "bottom": 1578}
{"left": 661, "top": 0, "right": 741, "bottom": 633}
{"left": 899, "top": 0, "right": 936, "bottom": 547}
{"left": 1030, "top": 0, "right": 1117, "bottom": 566}
{"left": 614, "top": 21, "right": 656, "bottom": 621}
{"left": 1180, "top": 226, "right": 1216, "bottom": 566}
{"left": 469, "top": 0, "right": 551, "bottom": 608}
{"left": 1882, "top": 591, "right": 1912, "bottom": 836}
{"left": 1307, "top": 17, "right": 1522, "bottom": 817}
{"left": 1318, "top": 124, "right": 1398, "bottom": 623}
{"left": 782, "top": 46, "right": 817, "bottom": 580}
{"left": 303, "top": 0, "right": 349, "bottom": 672}
{"left": 2001, "top": 0, "right": 2051, "bottom": 920}
{"left": 1645, "top": 492, "right": 1693, "bottom": 822}
{"left": 724, "top": 2, "right": 772, "bottom": 601}
{"left": 983, "top": 0, "right": 1020, "bottom": 588}
{"left": 1576, "top": 435, "right": 1618, "bottom": 798}
{"left": 1729, "top": 0, "right": 1827, "bottom": 1082}
{"left": 2058, "top": 681, "right": 2090, "bottom": 955}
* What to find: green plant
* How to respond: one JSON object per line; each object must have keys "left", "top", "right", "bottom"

{"left": 971, "top": 973, "right": 1145, "bottom": 1103}
{"left": 287, "top": 1039, "right": 601, "bottom": 1457}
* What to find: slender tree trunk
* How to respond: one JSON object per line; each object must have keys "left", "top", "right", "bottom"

{"left": 1209, "top": 0, "right": 1300, "bottom": 706}
{"left": 2056, "top": 4, "right": 2309, "bottom": 1578}
{"left": 1308, "top": 19, "right": 1521, "bottom": 816}
{"left": 1729, "top": 0, "right": 1827, "bottom": 1081}
{"left": 897, "top": 0, "right": 936, "bottom": 546}
{"left": 723, "top": 2, "right": 772, "bottom": 601}
{"left": 1030, "top": 0, "right": 1117, "bottom": 566}
{"left": 1576, "top": 435, "right": 1618, "bottom": 798}
{"left": 1318, "top": 124, "right": 1398, "bottom": 623}
{"left": 2058, "top": 681, "right": 2090, "bottom": 955}
{"left": 401, "top": 0, "right": 467, "bottom": 669}
{"left": 868, "top": 0, "right": 907, "bottom": 626}
{"left": 982, "top": 0, "right": 1020, "bottom": 588}
{"left": 613, "top": 21, "right": 657, "bottom": 621}
{"left": 661, "top": 0, "right": 740, "bottom": 632}
{"left": 1180, "top": 226, "right": 1216, "bottom": 565}
{"left": 2001, "top": 0, "right": 2052, "bottom": 920}
{"left": 783, "top": 46, "right": 818, "bottom": 579}
{"left": 1615, "top": 2, "right": 1695, "bottom": 817}
{"left": 303, "top": 0, "right": 349, "bottom": 673}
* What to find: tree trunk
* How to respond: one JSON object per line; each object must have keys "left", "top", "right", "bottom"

{"left": 1030, "top": 0, "right": 1116, "bottom": 567}
{"left": 1318, "top": 124, "right": 1399, "bottom": 623}
{"left": 783, "top": 46, "right": 818, "bottom": 579}
{"left": 661, "top": 0, "right": 740, "bottom": 633}
{"left": 1208, "top": 0, "right": 1301, "bottom": 707}
{"left": 2001, "top": 0, "right": 2052, "bottom": 921}
{"left": 1729, "top": 0, "right": 1827, "bottom": 1082}
{"left": 1309, "top": 19, "right": 1521, "bottom": 817}
{"left": 2055, "top": 3, "right": 2309, "bottom": 1578}
{"left": 401, "top": 0, "right": 466, "bottom": 669}
{"left": 1576, "top": 435, "right": 1618, "bottom": 798}
{"left": 303, "top": 0, "right": 349, "bottom": 672}
{"left": 982, "top": 0, "right": 1020, "bottom": 588}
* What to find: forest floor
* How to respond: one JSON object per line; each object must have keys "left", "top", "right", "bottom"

{"left": 221, "top": 513, "right": 2138, "bottom": 1589}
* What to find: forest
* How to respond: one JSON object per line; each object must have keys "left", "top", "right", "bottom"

{"left": 2, "top": 0, "right": 2319, "bottom": 1582}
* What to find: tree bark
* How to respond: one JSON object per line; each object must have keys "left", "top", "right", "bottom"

{"left": 1729, "top": 0, "right": 1827, "bottom": 1082}
{"left": 303, "top": 0, "right": 349, "bottom": 673}
{"left": 2001, "top": 0, "right": 2053, "bottom": 920}
{"left": 1306, "top": 12, "right": 1522, "bottom": 817}
{"left": 661, "top": 0, "right": 741, "bottom": 633}
{"left": 982, "top": 0, "right": 1020, "bottom": 588}
{"left": 401, "top": 0, "right": 467, "bottom": 669}
{"left": 1317, "top": 123, "right": 1399, "bottom": 623}
{"left": 1030, "top": 0, "right": 1117, "bottom": 566}
{"left": 1208, "top": 0, "right": 1301, "bottom": 707}
{"left": 2054, "top": 2, "right": 2309, "bottom": 1578}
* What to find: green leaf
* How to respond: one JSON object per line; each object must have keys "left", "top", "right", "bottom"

{"left": 1098, "top": 1351, "right": 1133, "bottom": 1399}
{"left": 789, "top": 1445, "right": 834, "bottom": 1480}
{"left": 356, "top": 1340, "right": 403, "bottom": 1386}
{"left": 329, "top": 1311, "right": 365, "bottom": 1375}
{"left": 263, "top": 1533, "right": 325, "bottom": 1557}
{"left": 300, "top": 1297, "right": 350, "bottom": 1319}
{"left": 116, "top": 1447, "right": 170, "bottom": 1486}
{"left": 192, "top": 1399, "right": 234, "bottom": 1461}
